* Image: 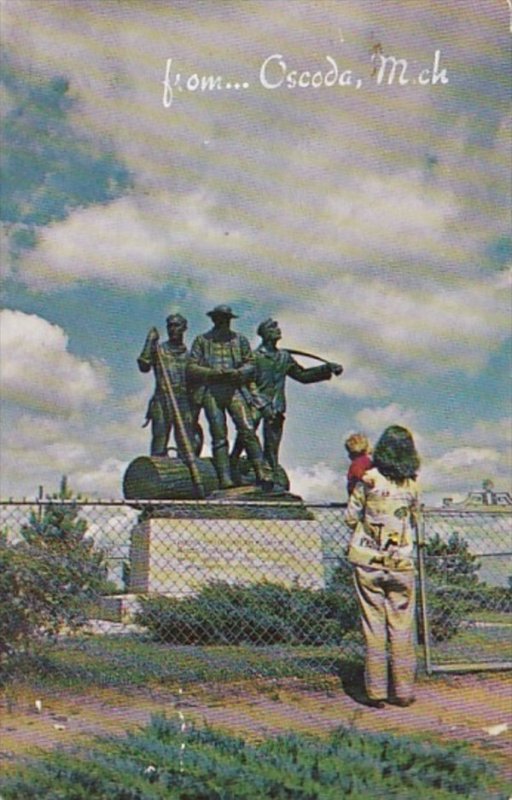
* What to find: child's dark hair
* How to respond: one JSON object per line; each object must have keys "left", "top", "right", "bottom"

{"left": 372, "top": 425, "right": 420, "bottom": 483}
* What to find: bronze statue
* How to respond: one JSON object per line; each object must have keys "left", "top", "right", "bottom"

{"left": 138, "top": 314, "right": 202, "bottom": 460}
{"left": 187, "top": 305, "right": 273, "bottom": 491}
{"left": 231, "top": 318, "right": 343, "bottom": 483}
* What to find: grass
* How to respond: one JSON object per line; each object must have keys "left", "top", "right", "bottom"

{"left": 2, "top": 634, "right": 358, "bottom": 692}
{"left": 430, "top": 624, "right": 512, "bottom": 664}
{"left": 3, "top": 623, "right": 508, "bottom": 697}
{"left": 0, "top": 714, "right": 506, "bottom": 800}
{"left": 466, "top": 610, "right": 512, "bottom": 624}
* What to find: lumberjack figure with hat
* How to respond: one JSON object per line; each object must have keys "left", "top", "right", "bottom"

{"left": 231, "top": 318, "right": 343, "bottom": 485}
{"left": 187, "top": 305, "right": 274, "bottom": 491}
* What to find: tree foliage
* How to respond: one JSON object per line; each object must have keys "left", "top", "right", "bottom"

{"left": 423, "top": 531, "right": 481, "bottom": 641}
{"left": 0, "top": 478, "right": 108, "bottom": 659}
{"left": 136, "top": 571, "right": 358, "bottom": 647}
{"left": 425, "top": 531, "right": 481, "bottom": 586}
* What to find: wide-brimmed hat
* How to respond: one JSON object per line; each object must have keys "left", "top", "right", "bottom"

{"left": 207, "top": 305, "right": 238, "bottom": 319}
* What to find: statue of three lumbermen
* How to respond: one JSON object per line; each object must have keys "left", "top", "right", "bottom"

{"left": 138, "top": 305, "right": 342, "bottom": 494}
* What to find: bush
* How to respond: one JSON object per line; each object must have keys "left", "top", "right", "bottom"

{"left": 0, "top": 715, "right": 495, "bottom": 800}
{"left": 136, "top": 571, "right": 358, "bottom": 647}
{"left": 425, "top": 531, "right": 481, "bottom": 586}
{"left": 424, "top": 531, "right": 482, "bottom": 642}
{"left": 423, "top": 587, "right": 476, "bottom": 642}
{"left": 0, "top": 479, "right": 108, "bottom": 660}
{"left": 327, "top": 558, "right": 359, "bottom": 625}
{"left": 475, "top": 584, "right": 512, "bottom": 613}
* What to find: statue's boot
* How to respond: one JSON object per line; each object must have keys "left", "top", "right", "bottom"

{"left": 213, "top": 446, "right": 235, "bottom": 489}
{"left": 244, "top": 438, "right": 274, "bottom": 492}
{"left": 229, "top": 453, "right": 242, "bottom": 486}
{"left": 252, "top": 459, "right": 275, "bottom": 493}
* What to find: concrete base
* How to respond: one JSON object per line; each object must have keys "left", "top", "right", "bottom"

{"left": 129, "top": 514, "right": 326, "bottom": 596}
{"left": 91, "top": 593, "right": 141, "bottom": 623}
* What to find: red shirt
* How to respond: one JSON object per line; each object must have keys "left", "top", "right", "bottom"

{"left": 347, "top": 453, "right": 373, "bottom": 495}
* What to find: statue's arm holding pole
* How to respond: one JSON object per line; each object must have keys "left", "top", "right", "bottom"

{"left": 153, "top": 340, "right": 206, "bottom": 500}
{"left": 287, "top": 348, "right": 343, "bottom": 383}
{"left": 137, "top": 327, "right": 160, "bottom": 373}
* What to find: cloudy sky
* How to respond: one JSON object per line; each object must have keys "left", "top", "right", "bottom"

{"left": 1, "top": 0, "right": 510, "bottom": 504}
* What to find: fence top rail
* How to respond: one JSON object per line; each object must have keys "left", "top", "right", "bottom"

{"left": 422, "top": 506, "right": 512, "bottom": 516}
{"left": 1, "top": 499, "right": 510, "bottom": 513}
{"left": 426, "top": 550, "right": 512, "bottom": 558}
{"left": 0, "top": 498, "right": 348, "bottom": 509}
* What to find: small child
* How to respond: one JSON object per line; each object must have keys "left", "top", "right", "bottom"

{"left": 345, "top": 432, "right": 373, "bottom": 496}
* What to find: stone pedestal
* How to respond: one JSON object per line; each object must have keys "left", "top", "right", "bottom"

{"left": 129, "top": 509, "right": 326, "bottom": 596}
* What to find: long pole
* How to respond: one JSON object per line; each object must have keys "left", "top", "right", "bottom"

{"left": 154, "top": 345, "right": 205, "bottom": 499}
{"left": 416, "top": 509, "right": 432, "bottom": 675}
{"left": 287, "top": 348, "right": 343, "bottom": 371}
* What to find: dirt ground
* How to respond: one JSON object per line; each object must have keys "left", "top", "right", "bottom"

{"left": 1, "top": 671, "right": 511, "bottom": 784}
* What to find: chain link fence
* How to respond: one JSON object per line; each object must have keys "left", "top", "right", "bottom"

{"left": 1, "top": 500, "right": 511, "bottom": 679}
{"left": 419, "top": 508, "right": 512, "bottom": 672}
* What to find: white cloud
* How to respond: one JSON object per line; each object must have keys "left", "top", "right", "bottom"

{"left": 319, "top": 171, "right": 458, "bottom": 263}
{"left": 304, "top": 267, "right": 511, "bottom": 379}
{"left": 421, "top": 416, "right": 512, "bottom": 499}
{"left": 74, "top": 457, "right": 128, "bottom": 498}
{"left": 354, "top": 404, "right": 419, "bottom": 440}
{"left": 272, "top": 308, "right": 387, "bottom": 399}
{"left": 420, "top": 445, "right": 509, "bottom": 504}
{"left": 436, "top": 447, "right": 499, "bottom": 471}
{"left": 468, "top": 417, "right": 512, "bottom": 452}
{"left": 17, "top": 192, "right": 251, "bottom": 291}
{"left": 430, "top": 417, "right": 512, "bottom": 455}
{"left": 0, "top": 310, "right": 109, "bottom": 414}
{"left": 0, "top": 406, "right": 138, "bottom": 499}
{"left": 287, "top": 462, "right": 340, "bottom": 502}
{"left": 5, "top": 2, "right": 509, "bottom": 301}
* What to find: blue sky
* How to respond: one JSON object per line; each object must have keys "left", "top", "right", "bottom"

{"left": 1, "top": 0, "right": 510, "bottom": 503}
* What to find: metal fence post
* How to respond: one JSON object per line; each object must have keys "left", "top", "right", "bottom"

{"left": 416, "top": 509, "right": 433, "bottom": 675}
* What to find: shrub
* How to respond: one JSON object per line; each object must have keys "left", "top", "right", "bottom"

{"left": 136, "top": 571, "right": 358, "bottom": 647}
{"left": 423, "top": 531, "right": 482, "bottom": 642}
{"left": 327, "top": 558, "right": 360, "bottom": 626}
{"left": 425, "top": 531, "right": 481, "bottom": 586}
{"left": 0, "top": 715, "right": 495, "bottom": 800}
{"left": 476, "top": 584, "right": 512, "bottom": 613}
{"left": 422, "top": 586, "right": 477, "bottom": 642}
{"left": 0, "top": 478, "right": 108, "bottom": 660}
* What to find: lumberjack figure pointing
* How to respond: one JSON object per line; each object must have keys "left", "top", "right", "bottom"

{"left": 231, "top": 318, "right": 343, "bottom": 485}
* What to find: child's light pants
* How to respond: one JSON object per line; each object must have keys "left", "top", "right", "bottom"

{"left": 353, "top": 566, "right": 416, "bottom": 702}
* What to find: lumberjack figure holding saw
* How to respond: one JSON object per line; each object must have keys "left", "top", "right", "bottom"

{"left": 231, "top": 318, "right": 343, "bottom": 486}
